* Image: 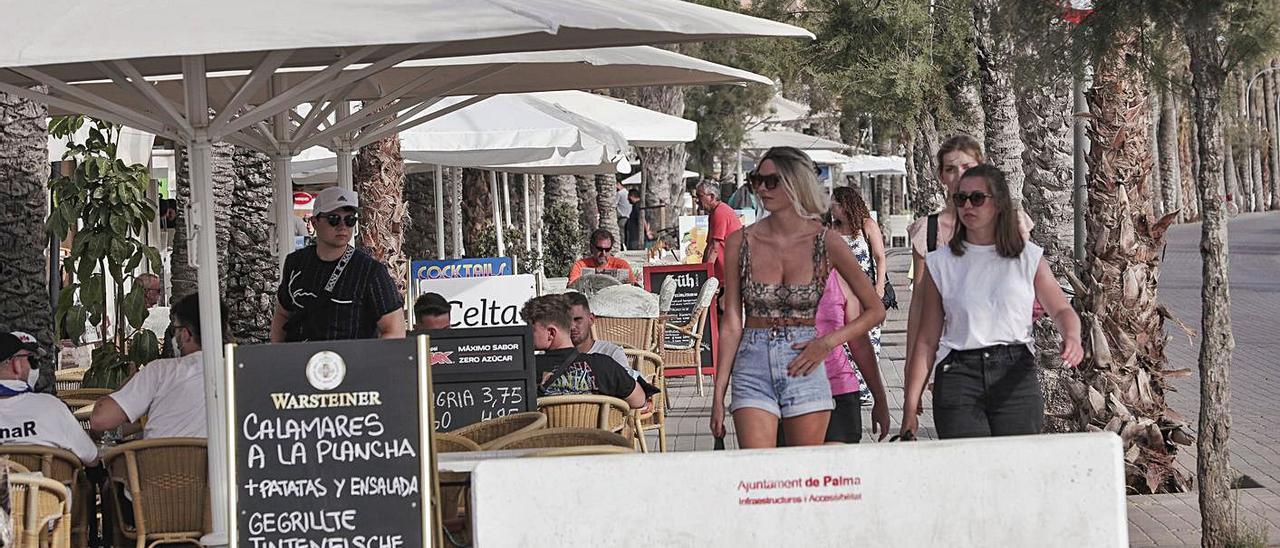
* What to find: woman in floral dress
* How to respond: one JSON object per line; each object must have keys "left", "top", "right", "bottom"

{"left": 829, "top": 187, "right": 887, "bottom": 403}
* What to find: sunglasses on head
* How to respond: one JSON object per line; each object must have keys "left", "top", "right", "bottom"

{"left": 319, "top": 212, "right": 359, "bottom": 227}
{"left": 952, "top": 191, "right": 991, "bottom": 208}
{"left": 747, "top": 172, "right": 782, "bottom": 191}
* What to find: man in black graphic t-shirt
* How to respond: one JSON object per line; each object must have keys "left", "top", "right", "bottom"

{"left": 270, "top": 187, "right": 405, "bottom": 342}
{"left": 520, "top": 295, "right": 654, "bottom": 408}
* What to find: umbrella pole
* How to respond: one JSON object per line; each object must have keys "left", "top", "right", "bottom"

{"left": 336, "top": 101, "right": 354, "bottom": 193}
{"left": 435, "top": 164, "right": 445, "bottom": 259}
{"left": 522, "top": 175, "right": 532, "bottom": 252}
{"left": 184, "top": 56, "right": 230, "bottom": 548}
{"left": 491, "top": 170, "right": 505, "bottom": 257}
{"left": 502, "top": 172, "right": 513, "bottom": 228}
{"left": 270, "top": 77, "right": 295, "bottom": 271}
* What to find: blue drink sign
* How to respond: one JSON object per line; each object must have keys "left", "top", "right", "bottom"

{"left": 412, "top": 257, "right": 514, "bottom": 280}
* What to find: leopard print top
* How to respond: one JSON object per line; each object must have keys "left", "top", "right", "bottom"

{"left": 739, "top": 226, "right": 829, "bottom": 319}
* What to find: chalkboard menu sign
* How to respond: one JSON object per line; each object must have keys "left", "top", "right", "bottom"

{"left": 643, "top": 264, "right": 718, "bottom": 375}
{"left": 427, "top": 326, "right": 537, "bottom": 432}
{"left": 227, "top": 337, "right": 435, "bottom": 548}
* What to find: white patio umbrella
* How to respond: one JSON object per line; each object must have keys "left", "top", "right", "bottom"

{"left": 60, "top": 45, "right": 771, "bottom": 263}
{"left": 743, "top": 129, "right": 848, "bottom": 152}
{"left": 527, "top": 90, "right": 699, "bottom": 146}
{"left": 0, "top": 1, "right": 810, "bottom": 543}
{"left": 841, "top": 154, "right": 908, "bottom": 175}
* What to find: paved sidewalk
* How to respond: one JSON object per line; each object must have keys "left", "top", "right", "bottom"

{"left": 656, "top": 212, "right": 1280, "bottom": 546}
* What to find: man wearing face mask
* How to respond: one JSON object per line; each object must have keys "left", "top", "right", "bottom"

{"left": 270, "top": 187, "right": 406, "bottom": 342}
{"left": 0, "top": 332, "right": 97, "bottom": 464}
{"left": 91, "top": 293, "right": 228, "bottom": 439}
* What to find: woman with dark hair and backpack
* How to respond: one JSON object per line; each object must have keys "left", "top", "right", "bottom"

{"left": 903, "top": 135, "right": 1035, "bottom": 419}
{"left": 901, "top": 165, "right": 1081, "bottom": 439}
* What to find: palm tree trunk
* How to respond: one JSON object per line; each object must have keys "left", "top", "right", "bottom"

{"left": 1266, "top": 59, "right": 1280, "bottom": 210}
{"left": 595, "top": 174, "right": 620, "bottom": 242}
{"left": 459, "top": 168, "right": 492, "bottom": 258}
{"left": 912, "top": 111, "right": 944, "bottom": 215}
{"left": 1250, "top": 87, "right": 1265, "bottom": 212}
{"left": 575, "top": 175, "right": 599, "bottom": 245}
{"left": 403, "top": 170, "right": 436, "bottom": 260}
{"left": 944, "top": 73, "right": 985, "bottom": 138}
{"left": 355, "top": 136, "right": 408, "bottom": 294}
{"left": 1148, "top": 90, "right": 1165, "bottom": 217}
{"left": 1180, "top": 111, "right": 1201, "bottom": 221}
{"left": 1017, "top": 63, "right": 1077, "bottom": 434}
{"left": 444, "top": 167, "right": 463, "bottom": 258}
{"left": 973, "top": 0, "right": 1026, "bottom": 201}
{"left": 172, "top": 141, "right": 234, "bottom": 299}
{"left": 0, "top": 90, "right": 55, "bottom": 392}
{"left": 1159, "top": 87, "right": 1183, "bottom": 219}
{"left": 1184, "top": 13, "right": 1234, "bottom": 545}
{"left": 1082, "top": 29, "right": 1189, "bottom": 494}
{"left": 624, "top": 82, "right": 688, "bottom": 236}
{"left": 226, "top": 147, "right": 275, "bottom": 344}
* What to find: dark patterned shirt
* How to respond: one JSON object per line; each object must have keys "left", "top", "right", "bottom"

{"left": 276, "top": 246, "right": 403, "bottom": 341}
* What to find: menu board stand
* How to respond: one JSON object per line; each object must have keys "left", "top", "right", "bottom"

{"left": 427, "top": 326, "right": 537, "bottom": 432}
{"left": 642, "top": 264, "right": 718, "bottom": 377}
{"left": 226, "top": 336, "right": 439, "bottom": 548}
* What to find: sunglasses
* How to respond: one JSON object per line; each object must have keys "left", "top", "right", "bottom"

{"left": 594, "top": 245, "right": 613, "bottom": 253}
{"left": 747, "top": 172, "right": 782, "bottom": 191}
{"left": 319, "top": 212, "right": 359, "bottom": 227}
{"left": 952, "top": 191, "right": 991, "bottom": 208}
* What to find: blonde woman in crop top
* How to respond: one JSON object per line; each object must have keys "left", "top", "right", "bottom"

{"left": 901, "top": 165, "right": 1082, "bottom": 439}
{"left": 709, "top": 147, "right": 886, "bottom": 448}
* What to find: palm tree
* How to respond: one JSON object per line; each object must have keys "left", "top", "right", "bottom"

{"left": 1183, "top": 8, "right": 1235, "bottom": 541}
{"left": 1015, "top": 51, "right": 1076, "bottom": 433}
{"left": 225, "top": 147, "right": 275, "bottom": 344}
{"left": 575, "top": 175, "right": 599, "bottom": 245}
{"left": 595, "top": 174, "right": 620, "bottom": 242}
{"left": 973, "top": 0, "right": 1027, "bottom": 200}
{"left": 1159, "top": 86, "right": 1184, "bottom": 219}
{"left": 454, "top": 168, "right": 492, "bottom": 257}
{"left": 1080, "top": 27, "right": 1189, "bottom": 494}
{"left": 355, "top": 136, "right": 408, "bottom": 293}
{"left": 172, "top": 142, "right": 235, "bottom": 298}
{"left": 402, "top": 170, "right": 437, "bottom": 260}
{"left": 623, "top": 84, "right": 687, "bottom": 236}
{"left": 0, "top": 91, "right": 56, "bottom": 392}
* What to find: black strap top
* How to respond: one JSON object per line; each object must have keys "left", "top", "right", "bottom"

{"left": 739, "top": 226, "right": 829, "bottom": 319}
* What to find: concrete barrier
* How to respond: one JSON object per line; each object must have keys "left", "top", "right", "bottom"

{"left": 471, "top": 432, "right": 1126, "bottom": 547}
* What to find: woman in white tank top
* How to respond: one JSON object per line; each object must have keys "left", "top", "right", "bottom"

{"left": 901, "top": 165, "right": 1082, "bottom": 439}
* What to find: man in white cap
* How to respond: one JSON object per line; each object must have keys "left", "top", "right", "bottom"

{"left": 270, "top": 187, "right": 405, "bottom": 342}
{"left": 0, "top": 332, "right": 97, "bottom": 464}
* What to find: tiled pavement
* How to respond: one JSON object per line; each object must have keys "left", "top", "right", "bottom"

{"left": 653, "top": 211, "right": 1280, "bottom": 546}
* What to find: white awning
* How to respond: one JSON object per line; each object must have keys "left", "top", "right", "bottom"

{"left": 841, "top": 155, "right": 907, "bottom": 176}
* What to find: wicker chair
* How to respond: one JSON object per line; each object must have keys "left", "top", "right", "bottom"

{"left": 101, "top": 438, "right": 209, "bottom": 548}
{"left": 0, "top": 445, "right": 89, "bottom": 548}
{"left": 527, "top": 445, "right": 634, "bottom": 457}
{"left": 660, "top": 276, "right": 719, "bottom": 396}
{"left": 449, "top": 412, "right": 547, "bottom": 450}
{"left": 591, "top": 316, "right": 660, "bottom": 353}
{"left": 433, "top": 433, "right": 480, "bottom": 527}
{"left": 1, "top": 457, "right": 32, "bottom": 473}
{"left": 624, "top": 349, "right": 668, "bottom": 452}
{"left": 54, "top": 367, "right": 88, "bottom": 393}
{"left": 488, "top": 427, "right": 633, "bottom": 451}
{"left": 56, "top": 388, "right": 113, "bottom": 401}
{"left": 537, "top": 395, "right": 645, "bottom": 453}
{"left": 9, "top": 473, "right": 72, "bottom": 548}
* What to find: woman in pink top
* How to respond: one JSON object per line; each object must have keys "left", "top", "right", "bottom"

{"left": 816, "top": 269, "right": 889, "bottom": 443}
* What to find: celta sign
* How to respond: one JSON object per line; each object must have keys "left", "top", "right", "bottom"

{"left": 421, "top": 274, "right": 536, "bottom": 329}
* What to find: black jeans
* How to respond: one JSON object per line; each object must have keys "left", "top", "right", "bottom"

{"left": 933, "top": 344, "right": 1043, "bottom": 438}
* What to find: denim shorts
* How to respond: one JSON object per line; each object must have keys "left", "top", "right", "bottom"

{"left": 730, "top": 326, "right": 834, "bottom": 418}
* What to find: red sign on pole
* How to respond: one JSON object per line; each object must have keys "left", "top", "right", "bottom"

{"left": 292, "top": 192, "right": 313, "bottom": 207}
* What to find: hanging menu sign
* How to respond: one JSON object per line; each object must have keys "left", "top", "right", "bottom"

{"left": 228, "top": 337, "right": 435, "bottom": 548}
{"left": 428, "top": 326, "right": 537, "bottom": 432}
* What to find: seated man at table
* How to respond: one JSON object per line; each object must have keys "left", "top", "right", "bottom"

{"left": 563, "top": 292, "right": 635, "bottom": 379}
{"left": 567, "top": 229, "right": 637, "bottom": 285}
{"left": 0, "top": 333, "right": 97, "bottom": 464}
{"left": 521, "top": 295, "right": 652, "bottom": 409}
{"left": 91, "top": 293, "right": 229, "bottom": 440}
{"left": 412, "top": 292, "right": 453, "bottom": 333}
